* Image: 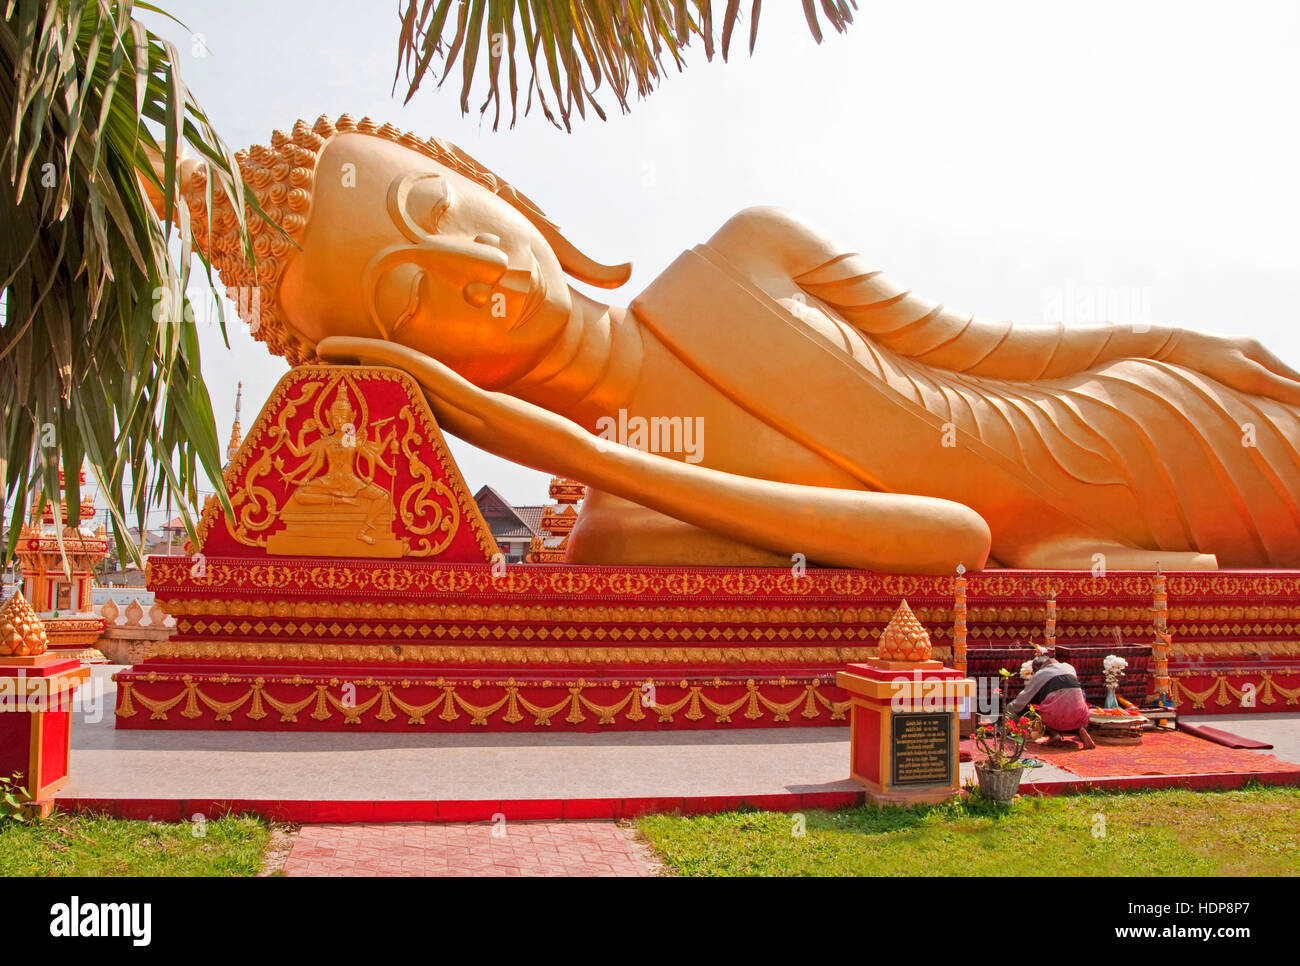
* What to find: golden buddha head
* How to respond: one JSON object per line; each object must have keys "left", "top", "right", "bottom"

{"left": 179, "top": 115, "right": 630, "bottom": 386}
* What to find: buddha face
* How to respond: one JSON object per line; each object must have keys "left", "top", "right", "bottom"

{"left": 279, "top": 134, "right": 573, "bottom": 387}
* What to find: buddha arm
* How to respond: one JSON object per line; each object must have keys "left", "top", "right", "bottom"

{"left": 315, "top": 336, "right": 992, "bottom": 573}
{"left": 707, "top": 207, "right": 1300, "bottom": 402}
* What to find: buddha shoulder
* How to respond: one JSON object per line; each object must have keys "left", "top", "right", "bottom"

{"left": 706, "top": 206, "right": 842, "bottom": 278}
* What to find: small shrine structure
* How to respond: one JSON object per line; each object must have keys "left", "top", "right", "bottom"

{"left": 14, "top": 466, "right": 107, "bottom": 660}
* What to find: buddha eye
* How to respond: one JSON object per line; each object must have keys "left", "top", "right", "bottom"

{"left": 388, "top": 171, "right": 454, "bottom": 241}
{"left": 425, "top": 181, "right": 452, "bottom": 232}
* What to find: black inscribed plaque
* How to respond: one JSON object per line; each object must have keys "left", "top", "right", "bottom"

{"left": 890, "top": 712, "right": 954, "bottom": 786}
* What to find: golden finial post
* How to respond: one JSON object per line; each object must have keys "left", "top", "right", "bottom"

{"left": 838, "top": 598, "right": 975, "bottom": 807}
{"left": 952, "top": 564, "right": 968, "bottom": 675}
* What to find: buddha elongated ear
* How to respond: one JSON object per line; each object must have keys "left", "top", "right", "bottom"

{"left": 499, "top": 184, "right": 632, "bottom": 289}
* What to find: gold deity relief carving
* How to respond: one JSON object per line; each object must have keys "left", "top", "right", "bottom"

{"left": 226, "top": 371, "right": 461, "bottom": 558}
{"left": 395, "top": 403, "right": 460, "bottom": 555}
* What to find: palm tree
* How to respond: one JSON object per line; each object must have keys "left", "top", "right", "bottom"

{"left": 395, "top": 0, "right": 858, "bottom": 130}
{"left": 1, "top": 0, "right": 249, "bottom": 559}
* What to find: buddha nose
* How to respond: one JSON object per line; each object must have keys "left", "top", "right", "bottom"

{"left": 418, "top": 234, "right": 503, "bottom": 309}
{"left": 461, "top": 234, "right": 520, "bottom": 308}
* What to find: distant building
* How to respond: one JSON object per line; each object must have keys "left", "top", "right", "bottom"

{"left": 99, "top": 525, "right": 163, "bottom": 586}
{"left": 156, "top": 515, "right": 189, "bottom": 554}
{"left": 472, "top": 486, "right": 545, "bottom": 563}
{"left": 14, "top": 466, "right": 108, "bottom": 614}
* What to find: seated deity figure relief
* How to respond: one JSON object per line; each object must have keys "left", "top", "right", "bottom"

{"left": 265, "top": 385, "right": 403, "bottom": 557}
{"left": 171, "top": 115, "right": 1300, "bottom": 574}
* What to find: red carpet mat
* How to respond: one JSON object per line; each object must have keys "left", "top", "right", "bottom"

{"left": 1177, "top": 721, "right": 1273, "bottom": 749}
{"left": 1028, "top": 731, "right": 1300, "bottom": 779}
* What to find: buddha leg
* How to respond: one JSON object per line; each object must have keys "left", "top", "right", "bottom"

{"left": 1010, "top": 538, "right": 1218, "bottom": 572}
{"left": 567, "top": 490, "right": 791, "bottom": 567}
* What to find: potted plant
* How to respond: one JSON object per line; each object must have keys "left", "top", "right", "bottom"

{"left": 973, "top": 671, "right": 1041, "bottom": 804}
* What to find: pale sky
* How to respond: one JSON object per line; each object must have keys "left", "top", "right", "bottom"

{"left": 138, "top": 0, "right": 1298, "bottom": 519}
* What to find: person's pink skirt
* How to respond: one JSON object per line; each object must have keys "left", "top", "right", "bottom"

{"left": 1038, "top": 688, "right": 1091, "bottom": 731}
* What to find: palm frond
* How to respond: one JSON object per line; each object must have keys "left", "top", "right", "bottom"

{"left": 395, "top": 0, "right": 857, "bottom": 131}
{"left": 1, "top": 0, "right": 249, "bottom": 564}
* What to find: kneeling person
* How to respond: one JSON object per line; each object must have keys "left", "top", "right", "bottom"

{"left": 1008, "top": 657, "right": 1095, "bottom": 749}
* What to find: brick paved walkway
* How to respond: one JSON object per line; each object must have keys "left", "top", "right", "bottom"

{"left": 282, "top": 820, "right": 658, "bottom": 877}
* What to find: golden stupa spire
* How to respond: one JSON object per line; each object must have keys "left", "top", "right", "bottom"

{"left": 226, "top": 381, "right": 243, "bottom": 463}
{"left": 0, "top": 590, "right": 49, "bottom": 657}
{"left": 876, "top": 599, "right": 934, "bottom": 663}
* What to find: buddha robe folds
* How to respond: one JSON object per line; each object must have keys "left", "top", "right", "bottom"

{"left": 630, "top": 245, "right": 1300, "bottom": 568}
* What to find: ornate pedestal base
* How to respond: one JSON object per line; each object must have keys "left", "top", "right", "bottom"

{"left": 43, "top": 614, "right": 108, "bottom": 663}
{"left": 109, "top": 364, "right": 1300, "bottom": 734}
{"left": 837, "top": 661, "right": 974, "bottom": 807}
{"left": 0, "top": 656, "right": 90, "bottom": 811}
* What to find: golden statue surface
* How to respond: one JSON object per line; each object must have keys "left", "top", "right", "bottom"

{"left": 169, "top": 115, "right": 1300, "bottom": 573}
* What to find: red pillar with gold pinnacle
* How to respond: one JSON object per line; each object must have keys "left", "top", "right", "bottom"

{"left": 837, "top": 600, "right": 974, "bottom": 806}
{"left": 0, "top": 591, "right": 90, "bottom": 813}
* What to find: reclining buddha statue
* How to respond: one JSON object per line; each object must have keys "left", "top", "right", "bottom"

{"left": 166, "top": 115, "right": 1300, "bottom": 573}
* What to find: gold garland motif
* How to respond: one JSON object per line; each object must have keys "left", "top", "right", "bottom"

{"left": 1169, "top": 668, "right": 1300, "bottom": 709}
{"left": 115, "top": 674, "right": 851, "bottom": 729}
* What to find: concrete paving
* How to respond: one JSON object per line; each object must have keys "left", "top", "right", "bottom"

{"left": 64, "top": 667, "right": 861, "bottom": 801}
{"left": 60, "top": 667, "right": 1299, "bottom": 803}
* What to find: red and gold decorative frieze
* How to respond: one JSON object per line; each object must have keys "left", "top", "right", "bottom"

{"left": 144, "top": 555, "right": 1300, "bottom": 661}
{"left": 1170, "top": 667, "right": 1300, "bottom": 713}
{"left": 114, "top": 671, "right": 850, "bottom": 733}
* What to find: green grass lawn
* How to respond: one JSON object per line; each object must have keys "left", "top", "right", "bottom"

{"left": 5, "top": 786, "right": 1297, "bottom": 876}
{"left": 637, "top": 785, "right": 1300, "bottom": 876}
{"left": 0, "top": 813, "right": 271, "bottom": 876}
